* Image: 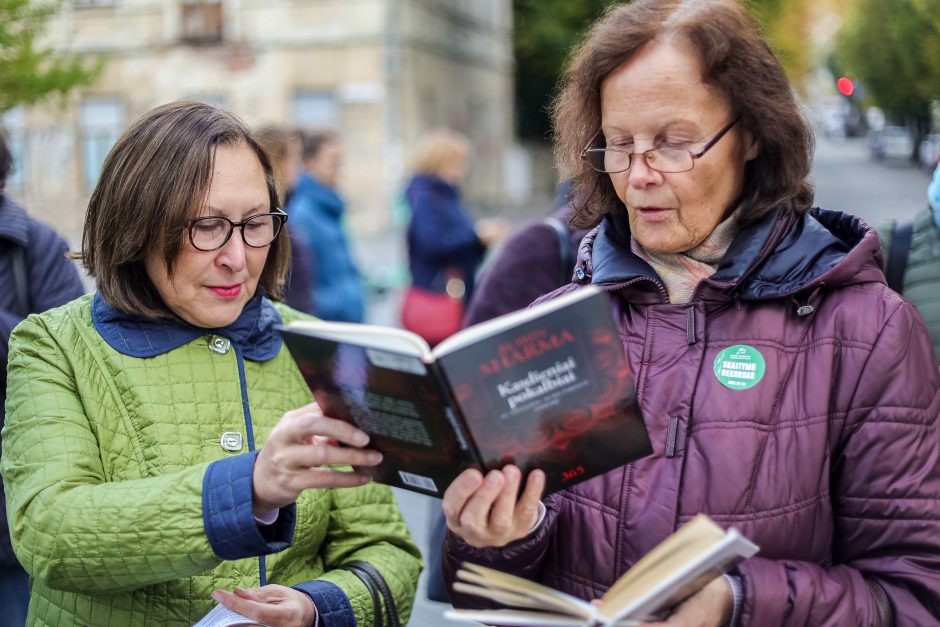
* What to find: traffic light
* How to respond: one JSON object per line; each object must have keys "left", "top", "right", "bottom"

{"left": 837, "top": 77, "right": 855, "bottom": 97}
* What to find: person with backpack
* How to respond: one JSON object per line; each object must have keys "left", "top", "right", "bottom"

{"left": 0, "top": 130, "right": 85, "bottom": 624}
{"left": 880, "top": 162, "right": 940, "bottom": 359}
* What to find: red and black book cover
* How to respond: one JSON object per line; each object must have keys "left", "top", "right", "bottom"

{"left": 279, "top": 329, "right": 481, "bottom": 496}
{"left": 435, "top": 290, "right": 651, "bottom": 495}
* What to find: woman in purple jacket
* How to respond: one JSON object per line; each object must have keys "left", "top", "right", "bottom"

{"left": 440, "top": 1, "right": 940, "bottom": 625}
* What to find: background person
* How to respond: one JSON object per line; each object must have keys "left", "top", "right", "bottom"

{"left": 286, "top": 130, "right": 365, "bottom": 323}
{"left": 1, "top": 101, "right": 421, "bottom": 626}
{"left": 0, "top": 130, "right": 85, "bottom": 626}
{"left": 440, "top": 2, "right": 940, "bottom": 625}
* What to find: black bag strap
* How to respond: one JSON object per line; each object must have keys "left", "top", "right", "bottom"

{"left": 10, "top": 243, "right": 30, "bottom": 318}
{"left": 885, "top": 221, "right": 913, "bottom": 294}
{"left": 543, "top": 216, "right": 574, "bottom": 285}
{"left": 339, "top": 560, "right": 401, "bottom": 627}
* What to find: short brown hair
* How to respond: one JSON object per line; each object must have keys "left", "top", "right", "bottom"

{"left": 300, "top": 129, "right": 338, "bottom": 162}
{"left": 409, "top": 129, "right": 470, "bottom": 178}
{"left": 553, "top": 0, "right": 814, "bottom": 229}
{"left": 82, "top": 101, "right": 291, "bottom": 317}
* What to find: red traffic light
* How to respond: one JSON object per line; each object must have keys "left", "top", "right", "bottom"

{"left": 837, "top": 77, "right": 855, "bottom": 97}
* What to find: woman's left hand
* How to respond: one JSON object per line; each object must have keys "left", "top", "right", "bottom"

{"left": 636, "top": 576, "right": 733, "bottom": 627}
{"left": 211, "top": 585, "right": 316, "bottom": 627}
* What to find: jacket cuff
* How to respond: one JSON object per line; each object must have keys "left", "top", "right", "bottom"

{"left": 202, "top": 451, "right": 295, "bottom": 560}
{"left": 723, "top": 574, "right": 743, "bottom": 627}
{"left": 294, "top": 580, "right": 355, "bottom": 627}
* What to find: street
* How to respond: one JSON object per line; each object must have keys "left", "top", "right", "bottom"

{"left": 373, "top": 135, "right": 934, "bottom": 626}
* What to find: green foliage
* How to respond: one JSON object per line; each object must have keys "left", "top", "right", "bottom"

{"left": 513, "top": 0, "right": 616, "bottom": 140}
{"left": 0, "top": 0, "right": 100, "bottom": 114}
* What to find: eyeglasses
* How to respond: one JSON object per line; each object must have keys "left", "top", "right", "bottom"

{"left": 580, "top": 116, "right": 741, "bottom": 174}
{"left": 187, "top": 210, "right": 287, "bottom": 252}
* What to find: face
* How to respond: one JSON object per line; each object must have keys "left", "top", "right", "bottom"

{"left": 599, "top": 39, "right": 758, "bottom": 254}
{"left": 305, "top": 140, "right": 343, "bottom": 189}
{"left": 439, "top": 152, "right": 468, "bottom": 184}
{"left": 145, "top": 141, "right": 272, "bottom": 328}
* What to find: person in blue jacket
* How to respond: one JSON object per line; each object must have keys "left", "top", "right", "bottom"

{"left": 405, "top": 129, "right": 507, "bottom": 307}
{"left": 0, "top": 129, "right": 85, "bottom": 625}
{"left": 286, "top": 130, "right": 365, "bottom": 322}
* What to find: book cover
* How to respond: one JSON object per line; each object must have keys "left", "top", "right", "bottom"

{"left": 279, "top": 287, "right": 652, "bottom": 497}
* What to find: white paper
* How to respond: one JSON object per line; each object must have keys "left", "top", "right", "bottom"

{"left": 192, "top": 604, "right": 261, "bottom": 627}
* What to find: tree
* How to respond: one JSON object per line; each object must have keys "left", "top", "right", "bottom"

{"left": 0, "top": 0, "right": 100, "bottom": 114}
{"left": 836, "top": 0, "right": 939, "bottom": 158}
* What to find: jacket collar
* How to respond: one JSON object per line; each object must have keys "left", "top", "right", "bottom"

{"left": 589, "top": 205, "right": 865, "bottom": 301}
{"left": 91, "top": 291, "right": 283, "bottom": 360}
{"left": 0, "top": 195, "right": 30, "bottom": 246}
{"left": 295, "top": 172, "right": 344, "bottom": 217}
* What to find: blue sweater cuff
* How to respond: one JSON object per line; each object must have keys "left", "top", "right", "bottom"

{"left": 202, "top": 451, "right": 295, "bottom": 560}
{"left": 294, "top": 580, "right": 356, "bottom": 627}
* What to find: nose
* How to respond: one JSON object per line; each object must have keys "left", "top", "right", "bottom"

{"left": 216, "top": 228, "right": 248, "bottom": 272}
{"left": 627, "top": 151, "right": 663, "bottom": 190}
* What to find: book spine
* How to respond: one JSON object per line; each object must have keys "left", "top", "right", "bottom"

{"left": 430, "top": 362, "right": 485, "bottom": 469}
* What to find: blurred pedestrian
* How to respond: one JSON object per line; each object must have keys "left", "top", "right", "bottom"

{"left": 286, "top": 130, "right": 365, "bottom": 322}
{"left": 881, "top": 162, "right": 940, "bottom": 359}
{"left": 0, "top": 129, "right": 85, "bottom": 626}
{"left": 254, "top": 125, "right": 316, "bottom": 315}
{"left": 1, "top": 102, "right": 420, "bottom": 625}
{"left": 402, "top": 129, "right": 507, "bottom": 345}
{"left": 440, "top": 1, "right": 940, "bottom": 624}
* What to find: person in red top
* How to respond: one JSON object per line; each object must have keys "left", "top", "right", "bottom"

{"left": 440, "top": 1, "right": 940, "bottom": 625}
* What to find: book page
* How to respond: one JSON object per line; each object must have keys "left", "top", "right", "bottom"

{"left": 457, "top": 563, "right": 594, "bottom": 618}
{"left": 283, "top": 320, "right": 432, "bottom": 360}
{"left": 432, "top": 285, "right": 602, "bottom": 357}
{"left": 192, "top": 604, "right": 261, "bottom": 627}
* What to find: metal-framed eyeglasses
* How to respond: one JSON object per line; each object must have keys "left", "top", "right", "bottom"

{"left": 187, "top": 209, "right": 288, "bottom": 252}
{"left": 580, "top": 116, "right": 741, "bottom": 174}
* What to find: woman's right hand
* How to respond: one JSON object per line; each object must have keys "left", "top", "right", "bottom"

{"left": 442, "top": 465, "right": 545, "bottom": 548}
{"left": 252, "top": 402, "right": 382, "bottom": 513}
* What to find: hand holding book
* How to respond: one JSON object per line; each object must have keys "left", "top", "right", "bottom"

{"left": 442, "top": 464, "right": 546, "bottom": 548}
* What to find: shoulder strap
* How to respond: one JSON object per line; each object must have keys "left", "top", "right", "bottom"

{"left": 543, "top": 216, "right": 574, "bottom": 285}
{"left": 340, "top": 560, "right": 401, "bottom": 627}
{"left": 11, "top": 243, "right": 31, "bottom": 318}
{"left": 885, "top": 221, "right": 914, "bottom": 294}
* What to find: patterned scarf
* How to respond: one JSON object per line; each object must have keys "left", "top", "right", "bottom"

{"left": 631, "top": 211, "right": 739, "bottom": 304}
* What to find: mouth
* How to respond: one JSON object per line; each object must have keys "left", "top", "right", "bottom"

{"left": 208, "top": 284, "right": 243, "bottom": 299}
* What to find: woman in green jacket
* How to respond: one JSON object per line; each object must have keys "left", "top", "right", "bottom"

{"left": 0, "top": 101, "right": 421, "bottom": 626}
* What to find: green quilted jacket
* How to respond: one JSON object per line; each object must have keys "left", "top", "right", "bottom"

{"left": 1, "top": 293, "right": 422, "bottom": 626}
{"left": 880, "top": 208, "right": 940, "bottom": 360}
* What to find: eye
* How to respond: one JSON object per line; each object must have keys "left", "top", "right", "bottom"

{"left": 194, "top": 218, "right": 226, "bottom": 233}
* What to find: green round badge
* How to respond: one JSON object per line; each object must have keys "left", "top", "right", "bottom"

{"left": 713, "top": 345, "right": 766, "bottom": 390}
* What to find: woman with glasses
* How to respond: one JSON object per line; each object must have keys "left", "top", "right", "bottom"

{"left": 0, "top": 101, "right": 421, "bottom": 626}
{"left": 440, "top": 1, "right": 940, "bottom": 625}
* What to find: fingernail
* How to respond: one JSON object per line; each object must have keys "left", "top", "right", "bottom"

{"left": 354, "top": 432, "right": 369, "bottom": 447}
{"left": 211, "top": 590, "right": 223, "bottom": 603}
{"left": 486, "top": 471, "right": 502, "bottom": 486}
{"left": 369, "top": 452, "right": 383, "bottom": 464}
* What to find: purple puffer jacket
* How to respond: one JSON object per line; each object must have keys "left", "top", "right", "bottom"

{"left": 443, "top": 206, "right": 940, "bottom": 626}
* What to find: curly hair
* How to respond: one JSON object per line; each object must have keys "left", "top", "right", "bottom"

{"left": 552, "top": 0, "right": 814, "bottom": 229}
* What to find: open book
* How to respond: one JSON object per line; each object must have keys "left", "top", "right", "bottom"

{"left": 278, "top": 286, "right": 652, "bottom": 497}
{"left": 445, "top": 515, "right": 759, "bottom": 626}
{"left": 192, "top": 604, "right": 260, "bottom": 626}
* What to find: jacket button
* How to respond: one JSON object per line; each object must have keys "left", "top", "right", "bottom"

{"left": 208, "top": 335, "right": 231, "bottom": 354}
{"left": 575, "top": 267, "right": 587, "bottom": 281}
{"left": 220, "top": 432, "right": 244, "bottom": 452}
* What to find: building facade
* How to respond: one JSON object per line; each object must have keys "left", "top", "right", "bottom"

{"left": 3, "top": 0, "right": 516, "bottom": 243}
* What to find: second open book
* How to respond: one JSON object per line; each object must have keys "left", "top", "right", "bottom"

{"left": 444, "top": 515, "right": 759, "bottom": 627}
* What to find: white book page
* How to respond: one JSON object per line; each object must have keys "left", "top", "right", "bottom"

{"left": 284, "top": 320, "right": 432, "bottom": 360}
{"left": 192, "top": 604, "right": 261, "bottom": 627}
{"left": 432, "top": 285, "right": 601, "bottom": 357}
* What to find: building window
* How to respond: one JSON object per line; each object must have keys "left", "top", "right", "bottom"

{"left": 80, "top": 98, "right": 125, "bottom": 189}
{"left": 2, "top": 108, "right": 26, "bottom": 190}
{"left": 291, "top": 91, "right": 339, "bottom": 128}
{"left": 73, "top": 0, "right": 117, "bottom": 6}
{"left": 186, "top": 94, "right": 229, "bottom": 110}
{"left": 181, "top": 0, "right": 224, "bottom": 45}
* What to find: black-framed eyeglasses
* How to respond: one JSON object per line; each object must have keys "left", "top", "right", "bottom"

{"left": 580, "top": 115, "right": 741, "bottom": 174}
{"left": 187, "top": 210, "right": 288, "bottom": 252}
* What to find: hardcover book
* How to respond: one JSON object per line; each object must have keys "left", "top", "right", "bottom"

{"left": 278, "top": 286, "right": 652, "bottom": 497}
{"left": 445, "top": 515, "right": 759, "bottom": 626}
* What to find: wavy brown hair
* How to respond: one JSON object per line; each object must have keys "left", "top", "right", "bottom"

{"left": 553, "top": 0, "right": 814, "bottom": 229}
{"left": 81, "top": 101, "right": 291, "bottom": 318}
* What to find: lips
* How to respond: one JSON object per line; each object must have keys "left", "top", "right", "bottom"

{"left": 209, "top": 284, "right": 242, "bottom": 299}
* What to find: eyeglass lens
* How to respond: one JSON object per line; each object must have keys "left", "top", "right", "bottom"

{"left": 190, "top": 214, "right": 282, "bottom": 251}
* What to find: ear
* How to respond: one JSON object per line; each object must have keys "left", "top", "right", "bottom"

{"left": 742, "top": 128, "right": 760, "bottom": 162}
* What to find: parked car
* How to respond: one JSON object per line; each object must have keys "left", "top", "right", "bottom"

{"left": 919, "top": 133, "right": 940, "bottom": 171}
{"left": 869, "top": 126, "right": 915, "bottom": 162}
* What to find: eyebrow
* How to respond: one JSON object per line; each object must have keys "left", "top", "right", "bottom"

{"left": 201, "top": 203, "right": 270, "bottom": 219}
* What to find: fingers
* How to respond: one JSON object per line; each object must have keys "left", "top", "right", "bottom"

{"left": 515, "top": 469, "right": 546, "bottom": 527}
{"left": 212, "top": 585, "right": 315, "bottom": 626}
{"left": 441, "top": 468, "right": 485, "bottom": 527}
{"left": 276, "top": 442, "right": 383, "bottom": 469}
{"left": 272, "top": 403, "right": 370, "bottom": 448}
{"left": 489, "top": 466, "right": 522, "bottom": 536}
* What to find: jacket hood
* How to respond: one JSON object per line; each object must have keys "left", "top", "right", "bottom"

{"left": 585, "top": 206, "right": 885, "bottom": 303}
{"left": 293, "top": 173, "right": 344, "bottom": 217}
{"left": 0, "top": 195, "right": 29, "bottom": 246}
